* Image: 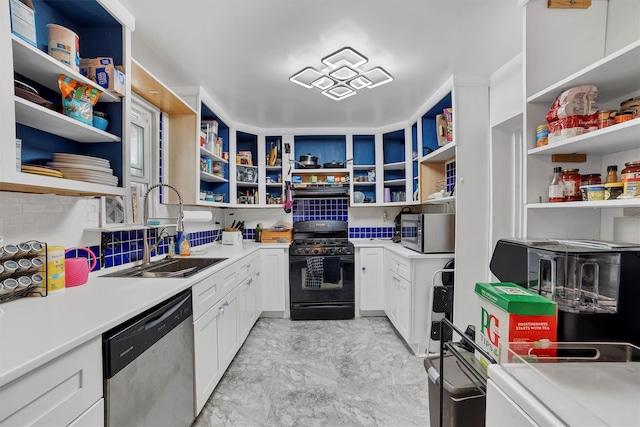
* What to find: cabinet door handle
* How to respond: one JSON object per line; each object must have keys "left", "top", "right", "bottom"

{"left": 362, "top": 267, "right": 366, "bottom": 271}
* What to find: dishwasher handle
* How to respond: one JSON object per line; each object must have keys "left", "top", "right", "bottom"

{"left": 103, "top": 290, "right": 193, "bottom": 379}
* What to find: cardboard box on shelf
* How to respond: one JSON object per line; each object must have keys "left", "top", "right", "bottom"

{"left": 474, "top": 282, "right": 557, "bottom": 367}
{"left": 9, "top": 0, "right": 36, "bottom": 46}
{"left": 80, "top": 57, "right": 125, "bottom": 96}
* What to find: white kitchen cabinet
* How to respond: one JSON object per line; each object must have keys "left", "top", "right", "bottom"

{"left": 239, "top": 270, "right": 260, "bottom": 339}
{"left": 0, "top": 0, "right": 133, "bottom": 197}
{"left": 191, "top": 250, "right": 260, "bottom": 415}
{"left": 193, "top": 298, "right": 221, "bottom": 414}
{"left": 0, "top": 337, "right": 102, "bottom": 426}
{"left": 357, "top": 247, "right": 384, "bottom": 312}
{"left": 217, "top": 287, "right": 240, "bottom": 368}
{"left": 68, "top": 398, "right": 104, "bottom": 427}
{"left": 383, "top": 252, "right": 411, "bottom": 339}
{"left": 383, "top": 248, "right": 455, "bottom": 355}
{"left": 260, "top": 248, "right": 288, "bottom": 314}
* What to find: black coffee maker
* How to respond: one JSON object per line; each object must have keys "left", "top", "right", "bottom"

{"left": 490, "top": 238, "right": 640, "bottom": 345}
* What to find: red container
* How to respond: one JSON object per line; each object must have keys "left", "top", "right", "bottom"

{"left": 562, "top": 169, "right": 581, "bottom": 201}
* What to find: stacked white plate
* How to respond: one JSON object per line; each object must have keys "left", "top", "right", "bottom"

{"left": 49, "top": 153, "right": 119, "bottom": 186}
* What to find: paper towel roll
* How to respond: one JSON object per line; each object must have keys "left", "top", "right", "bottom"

{"left": 182, "top": 211, "right": 213, "bottom": 222}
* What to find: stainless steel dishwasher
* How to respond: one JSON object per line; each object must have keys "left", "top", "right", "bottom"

{"left": 103, "top": 289, "right": 194, "bottom": 427}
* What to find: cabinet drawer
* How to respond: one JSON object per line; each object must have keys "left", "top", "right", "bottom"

{"left": 192, "top": 270, "right": 221, "bottom": 320}
{"left": 237, "top": 253, "right": 258, "bottom": 281}
{"left": 220, "top": 262, "right": 239, "bottom": 296}
{"left": 0, "top": 337, "right": 102, "bottom": 427}
{"left": 386, "top": 251, "right": 411, "bottom": 281}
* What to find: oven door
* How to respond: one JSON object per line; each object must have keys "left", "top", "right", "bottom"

{"left": 289, "top": 254, "right": 355, "bottom": 304}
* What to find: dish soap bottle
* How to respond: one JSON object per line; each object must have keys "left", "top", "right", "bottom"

{"left": 178, "top": 232, "right": 191, "bottom": 256}
{"left": 168, "top": 236, "right": 176, "bottom": 258}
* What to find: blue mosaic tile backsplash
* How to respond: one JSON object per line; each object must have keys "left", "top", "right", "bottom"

{"left": 292, "top": 199, "right": 348, "bottom": 222}
{"left": 349, "top": 227, "right": 394, "bottom": 239}
{"left": 95, "top": 228, "right": 221, "bottom": 270}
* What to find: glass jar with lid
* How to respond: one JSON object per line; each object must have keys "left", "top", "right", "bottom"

{"left": 581, "top": 173, "right": 602, "bottom": 186}
{"left": 621, "top": 161, "right": 640, "bottom": 197}
{"left": 562, "top": 168, "right": 581, "bottom": 201}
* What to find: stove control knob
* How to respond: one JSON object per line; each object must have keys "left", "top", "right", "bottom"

{"left": 304, "top": 248, "right": 310, "bottom": 254}
{"left": 313, "top": 248, "right": 320, "bottom": 255}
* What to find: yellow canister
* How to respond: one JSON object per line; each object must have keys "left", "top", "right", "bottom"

{"left": 40, "top": 246, "right": 65, "bottom": 293}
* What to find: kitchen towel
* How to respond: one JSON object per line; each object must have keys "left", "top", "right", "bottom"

{"left": 305, "top": 256, "right": 323, "bottom": 289}
{"left": 323, "top": 256, "right": 341, "bottom": 284}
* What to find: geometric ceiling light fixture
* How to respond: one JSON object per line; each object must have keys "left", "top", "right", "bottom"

{"left": 322, "top": 85, "right": 356, "bottom": 101}
{"left": 290, "top": 46, "right": 393, "bottom": 101}
{"left": 360, "top": 67, "right": 394, "bottom": 88}
{"left": 290, "top": 67, "right": 324, "bottom": 88}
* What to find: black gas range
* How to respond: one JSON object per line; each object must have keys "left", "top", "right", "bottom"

{"left": 289, "top": 220, "right": 355, "bottom": 320}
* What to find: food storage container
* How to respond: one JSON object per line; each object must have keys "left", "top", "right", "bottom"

{"left": 579, "top": 184, "right": 605, "bottom": 201}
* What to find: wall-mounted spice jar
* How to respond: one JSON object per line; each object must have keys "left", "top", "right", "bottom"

{"left": 562, "top": 168, "right": 581, "bottom": 201}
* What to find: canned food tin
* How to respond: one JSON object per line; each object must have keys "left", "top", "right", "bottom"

{"left": 536, "top": 124, "right": 549, "bottom": 147}
{"left": 614, "top": 114, "right": 634, "bottom": 124}
{"left": 597, "top": 110, "right": 617, "bottom": 129}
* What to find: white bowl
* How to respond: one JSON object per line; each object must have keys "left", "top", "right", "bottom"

{"left": 354, "top": 191, "right": 365, "bottom": 203}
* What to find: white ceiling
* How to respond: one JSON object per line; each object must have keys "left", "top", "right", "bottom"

{"left": 118, "top": 0, "right": 523, "bottom": 130}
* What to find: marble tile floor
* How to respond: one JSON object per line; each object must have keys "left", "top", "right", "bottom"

{"left": 193, "top": 317, "right": 431, "bottom": 427}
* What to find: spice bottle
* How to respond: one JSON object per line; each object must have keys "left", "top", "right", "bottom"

{"left": 548, "top": 166, "right": 565, "bottom": 202}
{"left": 606, "top": 165, "right": 619, "bottom": 183}
{"left": 562, "top": 168, "right": 581, "bottom": 201}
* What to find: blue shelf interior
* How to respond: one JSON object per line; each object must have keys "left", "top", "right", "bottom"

{"left": 294, "top": 135, "right": 346, "bottom": 166}
{"left": 237, "top": 131, "right": 257, "bottom": 166}
{"left": 353, "top": 183, "right": 375, "bottom": 203}
{"left": 382, "top": 129, "right": 405, "bottom": 164}
{"left": 421, "top": 92, "right": 452, "bottom": 156}
{"left": 15, "top": 1, "right": 125, "bottom": 186}
{"left": 353, "top": 134, "right": 375, "bottom": 166}
{"left": 265, "top": 136, "right": 283, "bottom": 196}
{"left": 200, "top": 103, "right": 230, "bottom": 199}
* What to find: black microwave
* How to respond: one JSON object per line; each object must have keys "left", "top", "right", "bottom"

{"left": 400, "top": 213, "right": 455, "bottom": 253}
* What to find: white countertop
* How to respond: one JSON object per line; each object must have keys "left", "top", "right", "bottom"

{"left": 351, "top": 238, "right": 456, "bottom": 259}
{"left": 490, "top": 362, "right": 640, "bottom": 426}
{"left": 0, "top": 241, "right": 287, "bottom": 388}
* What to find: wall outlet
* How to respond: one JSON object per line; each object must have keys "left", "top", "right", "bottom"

{"left": 382, "top": 211, "right": 387, "bottom": 223}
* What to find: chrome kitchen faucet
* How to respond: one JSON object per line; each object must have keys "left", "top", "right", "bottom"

{"left": 142, "top": 183, "right": 184, "bottom": 266}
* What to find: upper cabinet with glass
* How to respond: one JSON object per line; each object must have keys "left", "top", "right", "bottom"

{"left": 1, "top": 0, "right": 133, "bottom": 196}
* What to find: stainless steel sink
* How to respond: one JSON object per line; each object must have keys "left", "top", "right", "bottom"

{"left": 100, "top": 257, "right": 228, "bottom": 278}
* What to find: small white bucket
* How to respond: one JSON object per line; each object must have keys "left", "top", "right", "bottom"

{"left": 47, "top": 24, "right": 79, "bottom": 72}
